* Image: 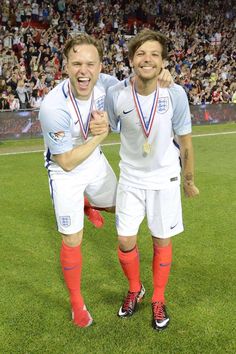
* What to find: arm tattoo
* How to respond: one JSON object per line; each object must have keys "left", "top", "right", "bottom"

{"left": 184, "top": 149, "right": 189, "bottom": 161}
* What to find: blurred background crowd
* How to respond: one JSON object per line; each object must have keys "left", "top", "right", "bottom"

{"left": 0, "top": 0, "right": 236, "bottom": 111}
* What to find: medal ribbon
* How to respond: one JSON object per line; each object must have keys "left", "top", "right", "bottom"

{"left": 131, "top": 80, "right": 159, "bottom": 138}
{"left": 68, "top": 82, "right": 94, "bottom": 140}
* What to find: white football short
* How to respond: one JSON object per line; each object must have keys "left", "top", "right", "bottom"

{"left": 48, "top": 153, "right": 117, "bottom": 234}
{"left": 115, "top": 183, "right": 184, "bottom": 238}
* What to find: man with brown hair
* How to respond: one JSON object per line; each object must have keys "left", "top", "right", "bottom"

{"left": 106, "top": 29, "right": 199, "bottom": 330}
{"left": 39, "top": 33, "right": 173, "bottom": 328}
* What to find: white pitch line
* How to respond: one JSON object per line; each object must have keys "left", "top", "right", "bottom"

{"left": 192, "top": 131, "right": 236, "bottom": 138}
{"left": 0, "top": 130, "right": 235, "bottom": 156}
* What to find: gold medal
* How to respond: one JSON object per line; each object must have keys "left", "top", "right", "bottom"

{"left": 143, "top": 141, "right": 151, "bottom": 154}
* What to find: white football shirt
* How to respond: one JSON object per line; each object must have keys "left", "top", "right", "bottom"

{"left": 39, "top": 73, "right": 118, "bottom": 175}
{"left": 105, "top": 79, "right": 192, "bottom": 189}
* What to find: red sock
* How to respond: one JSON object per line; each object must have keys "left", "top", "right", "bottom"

{"left": 84, "top": 196, "right": 105, "bottom": 210}
{"left": 118, "top": 246, "right": 141, "bottom": 292}
{"left": 84, "top": 197, "right": 104, "bottom": 228}
{"left": 60, "top": 242, "right": 84, "bottom": 311}
{"left": 152, "top": 242, "right": 172, "bottom": 303}
{"left": 84, "top": 196, "right": 91, "bottom": 209}
{"left": 84, "top": 196, "right": 107, "bottom": 212}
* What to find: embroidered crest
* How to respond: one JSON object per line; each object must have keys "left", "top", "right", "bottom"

{"left": 95, "top": 96, "right": 105, "bottom": 110}
{"left": 59, "top": 216, "right": 71, "bottom": 228}
{"left": 157, "top": 97, "right": 169, "bottom": 114}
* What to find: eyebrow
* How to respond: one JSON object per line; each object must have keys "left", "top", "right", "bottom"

{"left": 71, "top": 60, "right": 97, "bottom": 64}
{"left": 136, "top": 49, "right": 162, "bottom": 54}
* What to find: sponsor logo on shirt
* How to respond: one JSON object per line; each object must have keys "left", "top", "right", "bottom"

{"left": 157, "top": 97, "right": 169, "bottom": 114}
{"left": 48, "top": 131, "right": 65, "bottom": 144}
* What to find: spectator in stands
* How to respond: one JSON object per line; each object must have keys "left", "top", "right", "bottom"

{"left": 211, "top": 87, "right": 225, "bottom": 104}
{"left": 57, "top": 0, "right": 66, "bottom": 16}
{"left": 221, "top": 84, "right": 232, "bottom": 103}
{"left": 16, "top": 79, "right": 29, "bottom": 109}
{"left": 31, "top": 1, "right": 39, "bottom": 22}
{"left": 5, "top": 84, "right": 14, "bottom": 97}
{"left": 0, "top": 0, "right": 235, "bottom": 111}
{"left": 6, "top": 72, "right": 18, "bottom": 92}
{"left": 0, "top": 91, "right": 10, "bottom": 110}
{"left": 8, "top": 92, "right": 20, "bottom": 111}
{"left": 30, "top": 70, "right": 41, "bottom": 88}
{"left": 0, "top": 78, "right": 7, "bottom": 92}
{"left": 29, "top": 89, "right": 43, "bottom": 109}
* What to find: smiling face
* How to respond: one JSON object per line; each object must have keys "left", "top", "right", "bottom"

{"left": 130, "top": 40, "right": 164, "bottom": 86}
{"left": 65, "top": 44, "right": 102, "bottom": 100}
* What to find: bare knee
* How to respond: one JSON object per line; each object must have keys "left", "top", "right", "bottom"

{"left": 62, "top": 229, "right": 83, "bottom": 247}
{"left": 152, "top": 237, "right": 171, "bottom": 248}
{"left": 118, "top": 235, "right": 137, "bottom": 252}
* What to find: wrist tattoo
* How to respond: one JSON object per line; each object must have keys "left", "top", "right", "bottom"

{"left": 184, "top": 173, "right": 193, "bottom": 185}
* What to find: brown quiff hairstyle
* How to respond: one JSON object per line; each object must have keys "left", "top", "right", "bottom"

{"left": 128, "top": 29, "right": 168, "bottom": 60}
{"left": 64, "top": 34, "right": 103, "bottom": 61}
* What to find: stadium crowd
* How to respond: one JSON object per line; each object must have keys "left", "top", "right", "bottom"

{"left": 0, "top": 0, "right": 236, "bottom": 111}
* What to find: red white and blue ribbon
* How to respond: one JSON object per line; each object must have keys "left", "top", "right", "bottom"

{"left": 131, "top": 80, "right": 159, "bottom": 138}
{"left": 68, "top": 82, "right": 94, "bottom": 140}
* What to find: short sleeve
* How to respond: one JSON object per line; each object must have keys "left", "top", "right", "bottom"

{"left": 105, "top": 83, "right": 121, "bottom": 132}
{"left": 169, "top": 84, "right": 192, "bottom": 136}
{"left": 98, "top": 73, "right": 119, "bottom": 92}
{"left": 39, "top": 101, "right": 73, "bottom": 155}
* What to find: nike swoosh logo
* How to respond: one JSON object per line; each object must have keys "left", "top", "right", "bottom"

{"left": 63, "top": 265, "right": 80, "bottom": 271}
{"left": 170, "top": 223, "right": 178, "bottom": 230}
{"left": 123, "top": 109, "right": 134, "bottom": 114}
{"left": 154, "top": 318, "right": 170, "bottom": 327}
{"left": 160, "top": 263, "right": 171, "bottom": 267}
{"left": 118, "top": 307, "right": 127, "bottom": 316}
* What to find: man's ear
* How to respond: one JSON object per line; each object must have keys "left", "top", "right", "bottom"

{"left": 64, "top": 57, "right": 68, "bottom": 73}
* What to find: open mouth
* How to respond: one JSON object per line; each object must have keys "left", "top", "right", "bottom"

{"left": 77, "top": 77, "right": 90, "bottom": 88}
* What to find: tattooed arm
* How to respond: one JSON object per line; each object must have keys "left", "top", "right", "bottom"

{"left": 178, "top": 133, "right": 199, "bottom": 198}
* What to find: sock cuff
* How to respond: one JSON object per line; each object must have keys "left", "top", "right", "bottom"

{"left": 118, "top": 245, "right": 138, "bottom": 261}
{"left": 153, "top": 242, "right": 172, "bottom": 257}
{"left": 61, "top": 242, "right": 81, "bottom": 263}
{"left": 61, "top": 241, "right": 81, "bottom": 251}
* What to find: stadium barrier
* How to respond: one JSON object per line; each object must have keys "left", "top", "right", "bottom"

{"left": 0, "top": 104, "right": 235, "bottom": 140}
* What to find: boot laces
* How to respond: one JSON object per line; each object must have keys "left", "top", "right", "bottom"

{"left": 123, "top": 291, "right": 139, "bottom": 310}
{"left": 152, "top": 302, "right": 165, "bottom": 320}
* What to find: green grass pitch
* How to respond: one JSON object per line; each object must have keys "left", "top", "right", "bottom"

{"left": 0, "top": 123, "right": 235, "bottom": 354}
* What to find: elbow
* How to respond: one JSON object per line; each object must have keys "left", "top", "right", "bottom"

{"left": 61, "top": 166, "right": 73, "bottom": 172}
{"left": 59, "top": 161, "right": 74, "bottom": 172}
{"left": 53, "top": 153, "right": 75, "bottom": 172}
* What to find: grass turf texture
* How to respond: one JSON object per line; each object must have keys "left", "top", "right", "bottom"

{"left": 0, "top": 123, "right": 235, "bottom": 353}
